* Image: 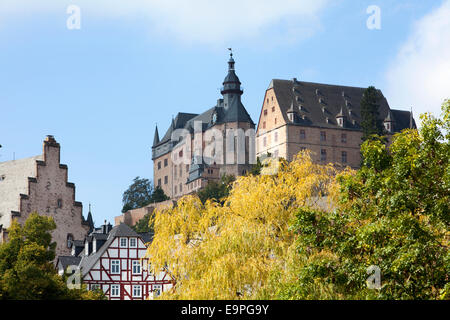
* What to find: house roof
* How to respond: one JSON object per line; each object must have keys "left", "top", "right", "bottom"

{"left": 57, "top": 256, "right": 82, "bottom": 270}
{"left": 77, "top": 223, "right": 144, "bottom": 276}
{"left": 268, "top": 79, "right": 415, "bottom": 132}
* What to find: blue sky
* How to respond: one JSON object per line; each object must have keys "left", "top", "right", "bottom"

{"left": 0, "top": 0, "right": 449, "bottom": 226}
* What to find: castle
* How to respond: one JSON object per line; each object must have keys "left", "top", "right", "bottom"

{"left": 152, "top": 53, "right": 255, "bottom": 199}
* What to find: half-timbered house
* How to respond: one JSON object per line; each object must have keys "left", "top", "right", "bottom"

{"left": 57, "top": 222, "right": 174, "bottom": 300}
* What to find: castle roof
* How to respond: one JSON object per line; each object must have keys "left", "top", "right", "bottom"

{"left": 267, "top": 79, "right": 415, "bottom": 132}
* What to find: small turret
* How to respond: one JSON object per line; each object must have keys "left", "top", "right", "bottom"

{"left": 384, "top": 110, "right": 395, "bottom": 133}
{"left": 153, "top": 125, "right": 160, "bottom": 146}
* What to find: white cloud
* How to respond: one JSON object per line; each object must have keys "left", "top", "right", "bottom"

{"left": 384, "top": 0, "right": 450, "bottom": 119}
{"left": 0, "top": 0, "right": 329, "bottom": 45}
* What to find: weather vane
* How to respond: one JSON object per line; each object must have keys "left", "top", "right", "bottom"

{"left": 228, "top": 47, "right": 233, "bottom": 57}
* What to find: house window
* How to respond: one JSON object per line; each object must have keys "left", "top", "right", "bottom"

{"left": 132, "top": 260, "right": 141, "bottom": 274}
{"left": 300, "top": 130, "right": 306, "bottom": 140}
{"left": 153, "top": 284, "right": 162, "bottom": 297}
{"left": 157, "top": 161, "right": 161, "bottom": 170}
{"left": 164, "top": 176, "right": 168, "bottom": 184}
{"left": 272, "top": 106, "right": 275, "bottom": 112}
{"left": 57, "top": 199, "right": 63, "bottom": 208}
{"left": 342, "top": 151, "right": 348, "bottom": 164}
{"left": 341, "top": 134, "right": 347, "bottom": 143}
{"left": 130, "top": 238, "right": 137, "bottom": 248}
{"left": 266, "top": 98, "right": 269, "bottom": 104}
{"left": 274, "top": 132, "right": 278, "bottom": 143}
{"left": 111, "top": 260, "right": 120, "bottom": 274}
{"left": 263, "top": 137, "right": 267, "bottom": 147}
{"left": 111, "top": 284, "right": 120, "bottom": 297}
{"left": 120, "top": 238, "right": 127, "bottom": 248}
{"left": 164, "top": 159, "right": 168, "bottom": 167}
{"left": 264, "top": 109, "right": 268, "bottom": 116}
{"left": 133, "top": 285, "right": 142, "bottom": 298}
{"left": 90, "top": 284, "right": 100, "bottom": 291}
{"left": 321, "top": 149, "right": 327, "bottom": 161}
{"left": 320, "top": 131, "right": 326, "bottom": 142}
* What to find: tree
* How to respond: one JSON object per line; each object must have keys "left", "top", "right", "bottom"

{"left": 132, "top": 213, "right": 153, "bottom": 234}
{"left": 0, "top": 212, "right": 105, "bottom": 300}
{"left": 268, "top": 100, "right": 449, "bottom": 300}
{"left": 122, "top": 177, "right": 153, "bottom": 213}
{"left": 361, "top": 86, "right": 383, "bottom": 140}
{"left": 197, "top": 174, "right": 235, "bottom": 204}
{"left": 151, "top": 186, "right": 170, "bottom": 203}
{"left": 145, "top": 152, "right": 335, "bottom": 299}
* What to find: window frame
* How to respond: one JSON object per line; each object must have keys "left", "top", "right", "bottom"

{"left": 129, "top": 237, "right": 137, "bottom": 248}
{"left": 111, "top": 260, "right": 120, "bottom": 274}
{"left": 111, "top": 284, "right": 120, "bottom": 297}
{"left": 132, "top": 260, "right": 142, "bottom": 275}
{"left": 120, "top": 237, "right": 128, "bottom": 248}
{"left": 133, "top": 285, "right": 142, "bottom": 298}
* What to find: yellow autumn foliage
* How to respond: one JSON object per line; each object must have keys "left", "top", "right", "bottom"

{"left": 145, "top": 151, "right": 337, "bottom": 299}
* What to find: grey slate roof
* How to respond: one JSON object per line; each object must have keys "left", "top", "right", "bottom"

{"left": 268, "top": 79, "right": 415, "bottom": 132}
{"left": 58, "top": 256, "right": 82, "bottom": 270}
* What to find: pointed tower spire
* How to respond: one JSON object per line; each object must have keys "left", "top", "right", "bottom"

{"left": 86, "top": 203, "right": 94, "bottom": 234}
{"left": 153, "top": 124, "right": 160, "bottom": 146}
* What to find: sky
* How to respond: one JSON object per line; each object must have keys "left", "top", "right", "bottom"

{"left": 0, "top": 0, "right": 449, "bottom": 226}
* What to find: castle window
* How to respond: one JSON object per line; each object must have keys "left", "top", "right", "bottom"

{"left": 263, "top": 122, "right": 266, "bottom": 129}
{"left": 179, "top": 183, "right": 182, "bottom": 193}
{"left": 320, "top": 131, "right": 326, "bottom": 142}
{"left": 157, "top": 161, "right": 161, "bottom": 170}
{"left": 273, "top": 150, "right": 279, "bottom": 158}
{"left": 67, "top": 234, "right": 74, "bottom": 248}
{"left": 175, "top": 186, "right": 177, "bottom": 194}
{"left": 164, "top": 159, "right": 168, "bottom": 167}
{"left": 179, "top": 150, "right": 183, "bottom": 158}
{"left": 300, "top": 130, "right": 306, "bottom": 140}
{"left": 174, "top": 165, "right": 177, "bottom": 178}
{"left": 133, "top": 285, "right": 142, "bottom": 298}
{"left": 132, "top": 260, "right": 141, "bottom": 274}
{"left": 164, "top": 176, "right": 168, "bottom": 185}
{"left": 157, "top": 179, "right": 161, "bottom": 187}
{"left": 0, "top": 175, "right": 5, "bottom": 181}
{"left": 266, "top": 98, "right": 269, "bottom": 104}
{"left": 321, "top": 149, "right": 327, "bottom": 161}
{"left": 275, "top": 118, "right": 277, "bottom": 125}
{"left": 111, "top": 260, "right": 120, "bottom": 274}
{"left": 57, "top": 199, "right": 63, "bottom": 208}
{"left": 263, "top": 137, "right": 267, "bottom": 147}
{"left": 111, "top": 284, "right": 120, "bottom": 297}
{"left": 186, "top": 164, "right": 189, "bottom": 173}
{"left": 342, "top": 151, "right": 347, "bottom": 164}
{"left": 341, "top": 134, "right": 347, "bottom": 143}
{"left": 264, "top": 110, "right": 268, "bottom": 116}
{"left": 274, "top": 132, "right": 278, "bottom": 143}
{"left": 272, "top": 106, "right": 275, "bottom": 112}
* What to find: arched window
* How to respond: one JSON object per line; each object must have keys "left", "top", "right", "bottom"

{"left": 67, "top": 234, "right": 74, "bottom": 248}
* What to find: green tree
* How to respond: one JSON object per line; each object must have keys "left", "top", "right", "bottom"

{"left": 122, "top": 177, "right": 153, "bottom": 213}
{"left": 197, "top": 174, "right": 235, "bottom": 204}
{"left": 151, "top": 186, "right": 170, "bottom": 203}
{"left": 268, "top": 100, "right": 450, "bottom": 300}
{"left": 361, "top": 86, "right": 383, "bottom": 140}
{"left": 0, "top": 213, "right": 104, "bottom": 300}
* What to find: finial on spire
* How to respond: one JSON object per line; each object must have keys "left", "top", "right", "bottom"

{"left": 228, "top": 47, "right": 233, "bottom": 58}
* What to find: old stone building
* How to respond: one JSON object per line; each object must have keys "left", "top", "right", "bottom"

{"left": 0, "top": 135, "right": 93, "bottom": 257}
{"left": 152, "top": 53, "right": 255, "bottom": 198}
{"left": 256, "top": 79, "right": 416, "bottom": 168}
